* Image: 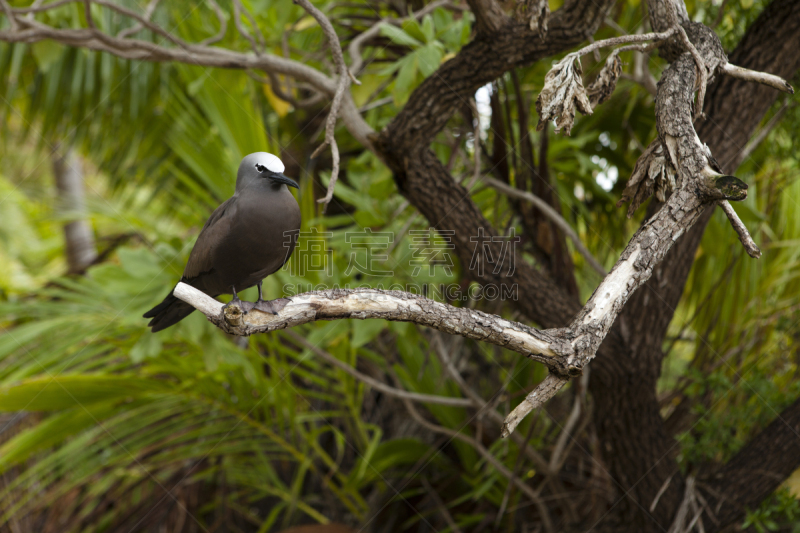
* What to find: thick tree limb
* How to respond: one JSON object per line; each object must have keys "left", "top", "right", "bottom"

{"left": 465, "top": 0, "right": 508, "bottom": 34}
{"left": 592, "top": 0, "right": 800, "bottom": 529}
{"left": 173, "top": 282, "right": 567, "bottom": 371}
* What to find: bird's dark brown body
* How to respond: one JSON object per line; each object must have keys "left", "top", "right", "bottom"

{"left": 144, "top": 153, "right": 301, "bottom": 332}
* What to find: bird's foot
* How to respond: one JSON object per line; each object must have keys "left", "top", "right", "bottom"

{"left": 253, "top": 297, "right": 292, "bottom": 315}
{"left": 223, "top": 294, "right": 255, "bottom": 314}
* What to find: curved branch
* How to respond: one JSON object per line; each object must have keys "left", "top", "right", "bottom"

{"left": 292, "top": 0, "right": 358, "bottom": 212}
{"left": 172, "top": 282, "right": 565, "bottom": 371}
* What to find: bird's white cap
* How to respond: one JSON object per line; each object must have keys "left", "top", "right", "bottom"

{"left": 252, "top": 152, "right": 285, "bottom": 174}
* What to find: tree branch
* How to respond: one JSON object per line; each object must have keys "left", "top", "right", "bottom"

{"left": 172, "top": 282, "right": 567, "bottom": 372}
{"left": 717, "top": 200, "right": 761, "bottom": 258}
{"left": 719, "top": 62, "right": 794, "bottom": 94}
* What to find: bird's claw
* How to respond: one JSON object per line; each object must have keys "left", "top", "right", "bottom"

{"left": 253, "top": 298, "right": 291, "bottom": 315}
{"left": 223, "top": 295, "right": 254, "bottom": 314}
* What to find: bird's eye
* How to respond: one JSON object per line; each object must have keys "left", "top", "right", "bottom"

{"left": 255, "top": 163, "right": 268, "bottom": 173}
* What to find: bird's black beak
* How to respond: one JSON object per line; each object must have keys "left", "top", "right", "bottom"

{"left": 270, "top": 173, "right": 299, "bottom": 189}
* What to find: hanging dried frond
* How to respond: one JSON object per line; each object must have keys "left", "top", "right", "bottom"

{"left": 535, "top": 55, "right": 593, "bottom": 135}
{"left": 617, "top": 140, "right": 678, "bottom": 217}
{"left": 587, "top": 51, "right": 623, "bottom": 108}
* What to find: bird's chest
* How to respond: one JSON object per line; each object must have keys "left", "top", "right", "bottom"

{"left": 229, "top": 189, "right": 300, "bottom": 264}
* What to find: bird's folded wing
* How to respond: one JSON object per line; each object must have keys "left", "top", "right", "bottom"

{"left": 183, "top": 196, "right": 238, "bottom": 281}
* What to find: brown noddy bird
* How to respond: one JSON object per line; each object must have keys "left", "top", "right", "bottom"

{"left": 144, "top": 152, "right": 301, "bottom": 332}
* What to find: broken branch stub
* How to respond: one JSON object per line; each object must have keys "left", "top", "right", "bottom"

{"left": 535, "top": 55, "right": 593, "bottom": 135}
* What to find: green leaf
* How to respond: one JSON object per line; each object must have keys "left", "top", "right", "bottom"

{"left": 379, "top": 23, "right": 422, "bottom": 48}
{"left": 392, "top": 53, "right": 418, "bottom": 106}
{"left": 416, "top": 42, "right": 444, "bottom": 77}
{"left": 129, "top": 332, "right": 163, "bottom": 363}
{"left": 401, "top": 18, "right": 428, "bottom": 43}
{"left": 421, "top": 15, "right": 435, "bottom": 43}
{"left": 0, "top": 375, "right": 167, "bottom": 411}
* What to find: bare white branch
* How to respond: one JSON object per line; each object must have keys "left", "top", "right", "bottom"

{"left": 173, "top": 282, "right": 563, "bottom": 368}
{"left": 720, "top": 62, "right": 794, "bottom": 95}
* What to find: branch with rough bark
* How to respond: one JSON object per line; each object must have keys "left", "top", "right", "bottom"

{"left": 173, "top": 282, "right": 566, "bottom": 370}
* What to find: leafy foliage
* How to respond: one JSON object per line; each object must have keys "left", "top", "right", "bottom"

{"left": 0, "top": 0, "right": 798, "bottom": 531}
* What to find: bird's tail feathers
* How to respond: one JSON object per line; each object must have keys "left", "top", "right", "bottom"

{"left": 143, "top": 288, "right": 195, "bottom": 332}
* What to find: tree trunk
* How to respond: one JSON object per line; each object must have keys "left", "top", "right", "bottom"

{"left": 52, "top": 147, "right": 97, "bottom": 274}
{"left": 588, "top": 0, "right": 800, "bottom": 529}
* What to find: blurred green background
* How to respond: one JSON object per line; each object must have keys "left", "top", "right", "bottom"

{"left": 0, "top": 0, "right": 798, "bottom": 531}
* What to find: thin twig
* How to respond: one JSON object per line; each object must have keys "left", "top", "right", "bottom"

{"left": 712, "top": 0, "right": 731, "bottom": 28}
{"left": 247, "top": 70, "right": 325, "bottom": 108}
{"left": 83, "top": 0, "right": 95, "bottom": 29}
{"left": 717, "top": 200, "right": 761, "bottom": 258}
{"left": 738, "top": 98, "right": 792, "bottom": 162}
{"left": 401, "top": 397, "right": 555, "bottom": 533}
{"left": 494, "top": 417, "right": 538, "bottom": 527}
{"left": 117, "top": 0, "right": 160, "bottom": 39}
{"left": 0, "top": 0, "right": 19, "bottom": 31}
{"left": 429, "top": 332, "right": 552, "bottom": 473}
{"left": 199, "top": 0, "right": 228, "bottom": 46}
{"left": 293, "top": 0, "right": 359, "bottom": 213}
{"left": 232, "top": 0, "right": 263, "bottom": 55}
{"left": 284, "top": 330, "right": 474, "bottom": 407}
{"left": 421, "top": 478, "right": 464, "bottom": 533}
{"left": 348, "top": 0, "right": 452, "bottom": 75}
{"left": 675, "top": 25, "right": 709, "bottom": 120}
{"left": 569, "top": 26, "right": 677, "bottom": 60}
{"left": 481, "top": 175, "right": 606, "bottom": 276}
{"left": 548, "top": 370, "right": 587, "bottom": 472}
